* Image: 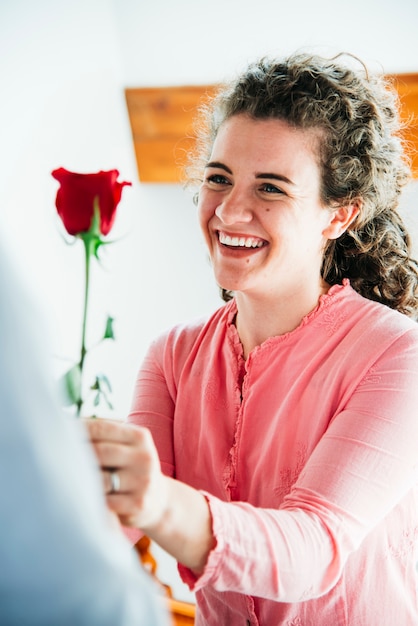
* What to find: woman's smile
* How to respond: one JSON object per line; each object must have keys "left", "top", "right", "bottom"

{"left": 217, "top": 230, "right": 268, "bottom": 250}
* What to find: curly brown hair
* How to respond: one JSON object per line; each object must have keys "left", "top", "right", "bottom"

{"left": 187, "top": 52, "right": 418, "bottom": 318}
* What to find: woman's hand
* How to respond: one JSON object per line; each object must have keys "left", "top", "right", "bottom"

{"left": 85, "top": 418, "right": 168, "bottom": 531}
{"left": 85, "top": 418, "right": 215, "bottom": 573}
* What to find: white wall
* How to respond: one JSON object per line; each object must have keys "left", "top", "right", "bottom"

{"left": 114, "top": 0, "right": 418, "bottom": 87}
{"left": 1, "top": 0, "right": 417, "bottom": 603}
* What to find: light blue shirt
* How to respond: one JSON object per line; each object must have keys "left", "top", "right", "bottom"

{"left": 0, "top": 242, "right": 167, "bottom": 626}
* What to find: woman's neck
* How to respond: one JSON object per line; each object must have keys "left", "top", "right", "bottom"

{"left": 234, "top": 281, "right": 329, "bottom": 359}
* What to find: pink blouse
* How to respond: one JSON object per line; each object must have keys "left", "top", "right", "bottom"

{"left": 128, "top": 282, "right": 418, "bottom": 625}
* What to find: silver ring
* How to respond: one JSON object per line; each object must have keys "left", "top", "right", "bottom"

{"left": 109, "top": 469, "right": 121, "bottom": 494}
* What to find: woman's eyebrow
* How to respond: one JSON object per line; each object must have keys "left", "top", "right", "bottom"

{"left": 205, "top": 161, "right": 232, "bottom": 174}
{"left": 256, "top": 172, "right": 294, "bottom": 185}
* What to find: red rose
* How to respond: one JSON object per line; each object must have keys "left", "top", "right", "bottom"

{"left": 51, "top": 168, "right": 131, "bottom": 236}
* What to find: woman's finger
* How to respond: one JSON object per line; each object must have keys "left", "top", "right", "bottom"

{"left": 84, "top": 417, "right": 139, "bottom": 444}
{"left": 90, "top": 440, "right": 128, "bottom": 469}
{"left": 102, "top": 467, "right": 140, "bottom": 496}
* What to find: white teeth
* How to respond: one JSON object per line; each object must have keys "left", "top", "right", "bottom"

{"left": 219, "top": 232, "right": 265, "bottom": 248}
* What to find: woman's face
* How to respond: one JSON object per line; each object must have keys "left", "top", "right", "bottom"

{"left": 198, "top": 114, "right": 341, "bottom": 301}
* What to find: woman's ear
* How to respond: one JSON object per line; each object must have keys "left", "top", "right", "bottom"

{"left": 323, "top": 201, "right": 361, "bottom": 240}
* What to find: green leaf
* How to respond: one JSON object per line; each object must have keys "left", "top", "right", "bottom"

{"left": 59, "top": 364, "right": 82, "bottom": 406}
{"left": 103, "top": 315, "right": 115, "bottom": 340}
{"left": 90, "top": 373, "right": 113, "bottom": 410}
{"left": 90, "top": 374, "right": 112, "bottom": 394}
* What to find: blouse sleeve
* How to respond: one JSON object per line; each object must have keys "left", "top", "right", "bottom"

{"left": 128, "top": 333, "right": 176, "bottom": 478}
{"left": 179, "top": 327, "right": 418, "bottom": 602}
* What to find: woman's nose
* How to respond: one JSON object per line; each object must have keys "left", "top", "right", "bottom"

{"left": 214, "top": 190, "right": 253, "bottom": 225}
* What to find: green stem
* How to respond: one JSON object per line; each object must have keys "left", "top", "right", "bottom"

{"left": 76, "top": 237, "right": 92, "bottom": 416}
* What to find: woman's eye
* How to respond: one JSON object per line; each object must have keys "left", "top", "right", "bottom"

{"left": 260, "top": 183, "right": 283, "bottom": 194}
{"left": 206, "top": 174, "right": 230, "bottom": 185}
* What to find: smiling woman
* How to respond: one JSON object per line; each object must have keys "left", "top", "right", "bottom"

{"left": 87, "top": 52, "right": 418, "bottom": 626}
{"left": 197, "top": 115, "right": 358, "bottom": 341}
